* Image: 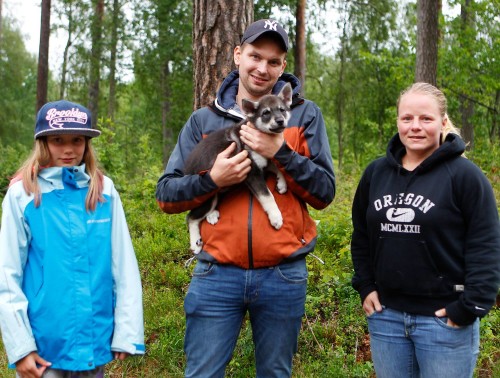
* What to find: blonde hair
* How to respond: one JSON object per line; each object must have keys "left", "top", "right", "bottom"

{"left": 12, "top": 137, "right": 104, "bottom": 211}
{"left": 397, "top": 82, "right": 461, "bottom": 143}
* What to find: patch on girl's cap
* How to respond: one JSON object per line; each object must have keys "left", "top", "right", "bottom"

{"left": 34, "top": 100, "right": 101, "bottom": 139}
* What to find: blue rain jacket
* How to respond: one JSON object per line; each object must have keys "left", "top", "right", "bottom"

{"left": 0, "top": 165, "right": 144, "bottom": 370}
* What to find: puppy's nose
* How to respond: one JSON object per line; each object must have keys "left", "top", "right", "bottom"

{"left": 276, "top": 118, "right": 284, "bottom": 126}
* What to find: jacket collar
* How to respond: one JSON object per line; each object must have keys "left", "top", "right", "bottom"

{"left": 212, "top": 71, "right": 303, "bottom": 118}
{"left": 39, "top": 164, "right": 90, "bottom": 188}
{"left": 386, "top": 133, "right": 466, "bottom": 173}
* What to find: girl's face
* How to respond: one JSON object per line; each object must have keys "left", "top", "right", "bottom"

{"left": 47, "top": 134, "right": 86, "bottom": 167}
{"left": 397, "top": 92, "right": 446, "bottom": 160}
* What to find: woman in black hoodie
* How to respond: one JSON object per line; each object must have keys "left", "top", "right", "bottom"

{"left": 351, "top": 82, "right": 500, "bottom": 378}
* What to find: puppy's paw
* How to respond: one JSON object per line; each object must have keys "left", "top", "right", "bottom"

{"left": 276, "top": 180, "right": 287, "bottom": 194}
{"left": 206, "top": 210, "right": 220, "bottom": 225}
{"left": 190, "top": 238, "right": 203, "bottom": 254}
{"left": 268, "top": 210, "right": 283, "bottom": 230}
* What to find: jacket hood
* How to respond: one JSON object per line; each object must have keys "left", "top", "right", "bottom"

{"left": 386, "top": 132, "right": 466, "bottom": 173}
{"left": 212, "top": 71, "right": 303, "bottom": 118}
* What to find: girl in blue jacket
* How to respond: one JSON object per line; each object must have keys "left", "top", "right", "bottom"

{"left": 0, "top": 100, "right": 145, "bottom": 378}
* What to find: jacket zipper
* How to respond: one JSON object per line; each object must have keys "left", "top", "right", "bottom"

{"left": 248, "top": 192, "right": 254, "bottom": 269}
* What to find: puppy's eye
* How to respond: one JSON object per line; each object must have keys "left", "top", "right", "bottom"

{"left": 262, "top": 110, "right": 271, "bottom": 116}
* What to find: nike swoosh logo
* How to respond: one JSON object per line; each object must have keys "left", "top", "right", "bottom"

{"left": 386, "top": 208, "right": 415, "bottom": 222}
{"left": 391, "top": 209, "right": 409, "bottom": 218}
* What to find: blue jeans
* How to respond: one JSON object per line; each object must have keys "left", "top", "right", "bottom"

{"left": 183, "top": 259, "right": 308, "bottom": 378}
{"left": 367, "top": 307, "right": 479, "bottom": 378}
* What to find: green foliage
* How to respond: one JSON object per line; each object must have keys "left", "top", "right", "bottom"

{"left": 0, "top": 143, "right": 31, "bottom": 198}
{"left": 0, "top": 18, "right": 38, "bottom": 146}
{"left": 1, "top": 0, "right": 500, "bottom": 376}
{"left": 0, "top": 160, "right": 499, "bottom": 377}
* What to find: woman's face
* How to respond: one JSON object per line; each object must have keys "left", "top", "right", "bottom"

{"left": 397, "top": 92, "right": 446, "bottom": 160}
{"left": 47, "top": 134, "right": 86, "bottom": 167}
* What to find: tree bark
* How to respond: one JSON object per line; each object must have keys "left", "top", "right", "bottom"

{"left": 192, "top": 0, "right": 253, "bottom": 109}
{"left": 0, "top": 0, "right": 3, "bottom": 49}
{"left": 36, "top": 0, "right": 51, "bottom": 112}
{"left": 294, "top": 0, "right": 306, "bottom": 95}
{"left": 59, "top": 1, "right": 74, "bottom": 99}
{"left": 459, "top": 0, "right": 474, "bottom": 149}
{"left": 88, "top": 0, "right": 104, "bottom": 129}
{"left": 108, "top": 0, "right": 119, "bottom": 120}
{"left": 415, "top": 0, "right": 440, "bottom": 85}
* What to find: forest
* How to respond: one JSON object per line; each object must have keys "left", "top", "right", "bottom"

{"left": 0, "top": 0, "right": 499, "bottom": 377}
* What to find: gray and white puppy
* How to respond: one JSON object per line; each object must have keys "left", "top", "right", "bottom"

{"left": 184, "top": 82, "right": 293, "bottom": 254}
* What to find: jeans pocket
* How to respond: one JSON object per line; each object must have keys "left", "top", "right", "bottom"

{"left": 434, "top": 316, "right": 463, "bottom": 330}
{"left": 192, "top": 260, "right": 216, "bottom": 277}
{"left": 366, "top": 307, "right": 385, "bottom": 319}
{"left": 275, "top": 259, "right": 308, "bottom": 283}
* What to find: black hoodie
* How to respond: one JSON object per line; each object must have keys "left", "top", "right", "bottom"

{"left": 351, "top": 133, "right": 500, "bottom": 326}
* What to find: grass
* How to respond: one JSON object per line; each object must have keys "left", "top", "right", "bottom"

{"left": 0, "top": 166, "right": 499, "bottom": 377}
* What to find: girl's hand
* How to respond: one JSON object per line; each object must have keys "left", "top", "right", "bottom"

{"left": 16, "top": 352, "right": 51, "bottom": 378}
{"left": 362, "top": 291, "right": 383, "bottom": 316}
{"left": 114, "top": 352, "right": 131, "bottom": 361}
{"left": 435, "top": 308, "right": 459, "bottom": 327}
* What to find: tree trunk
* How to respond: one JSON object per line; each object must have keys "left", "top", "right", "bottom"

{"left": 0, "top": 0, "right": 3, "bottom": 49}
{"left": 415, "top": 0, "right": 440, "bottom": 85}
{"left": 36, "top": 0, "right": 51, "bottom": 112}
{"left": 59, "top": 1, "right": 74, "bottom": 99}
{"left": 162, "top": 61, "right": 172, "bottom": 167}
{"left": 459, "top": 0, "right": 474, "bottom": 149}
{"left": 88, "top": 0, "right": 104, "bottom": 129}
{"left": 336, "top": 15, "right": 348, "bottom": 171}
{"left": 108, "top": 0, "right": 119, "bottom": 120}
{"left": 294, "top": 0, "right": 306, "bottom": 96}
{"left": 192, "top": 0, "right": 253, "bottom": 109}
{"left": 490, "top": 89, "right": 499, "bottom": 142}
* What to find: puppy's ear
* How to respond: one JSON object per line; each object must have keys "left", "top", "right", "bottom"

{"left": 242, "top": 99, "right": 258, "bottom": 116}
{"left": 278, "top": 83, "right": 292, "bottom": 108}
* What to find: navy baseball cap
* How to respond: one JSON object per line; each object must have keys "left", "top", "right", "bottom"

{"left": 34, "top": 100, "right": 100, "bottom": 139}
{"left": 241, "top": 19, "right": 289, "bottom": 52}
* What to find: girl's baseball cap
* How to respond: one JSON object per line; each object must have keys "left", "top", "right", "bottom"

{"left": 34, "top": 100, "right": 101, "bottom": 139}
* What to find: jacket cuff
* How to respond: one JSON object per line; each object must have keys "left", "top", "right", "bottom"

{"left": 358, "top": 284, "right": 378, "bottom": 304}
{"left": 8, "top": 340, "right": 38, "bottom": 366}
{"left": 445, "top": 300, "right": 477, "bottom": 326}
{"left": 273, "top": 140, "right": 294, "bottom": 165}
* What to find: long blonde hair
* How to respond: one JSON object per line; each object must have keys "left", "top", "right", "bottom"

{"left": 397, "top": 82, "right": 461, "bottom": 143}
{"left": 12, "top": 137, "right": 104, "bottom": 211}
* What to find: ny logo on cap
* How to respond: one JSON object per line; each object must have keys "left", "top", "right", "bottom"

{"left": 264, "top": 20, "right": 278, "bottom": 31}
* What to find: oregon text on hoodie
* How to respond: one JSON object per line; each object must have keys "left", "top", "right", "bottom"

{"left": 0, "top": 166, "right": 145, "bottom": 370}
{"left": 351, "top": 133, "right": 500, "bottom": 326}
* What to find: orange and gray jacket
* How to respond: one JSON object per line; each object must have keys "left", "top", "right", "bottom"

{"left": 156, "top": 71, "right": 335, "bottom": 269}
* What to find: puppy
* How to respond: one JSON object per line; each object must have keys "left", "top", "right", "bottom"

{"left": 184, "top": 83, "right": 293, "bottom": 254}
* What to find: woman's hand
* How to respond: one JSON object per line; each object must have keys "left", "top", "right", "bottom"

{"left": 16, "top": 352, "right": 51, "bottom": 378}
{"left": 362, "top": 291, "right": 383, "bottom": 316}
{"left": 435, "top": 308, "right": 459, "bottom": 327}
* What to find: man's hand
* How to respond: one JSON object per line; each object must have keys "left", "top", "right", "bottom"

{"left": 209, "top": 143, "right": 251, "bottom": 188}
{"left": 240, "top": 122, "right": 284, "bottom": 159}
{"left": 16, "top": 352, "right": 51, "bottom": 378}
{"left": 362, "top": 291, "right": 383, "bottom": 316}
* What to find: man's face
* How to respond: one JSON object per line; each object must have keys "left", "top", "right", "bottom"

{"left": 234, "top": 37, "right": 287, "bottom": 101}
